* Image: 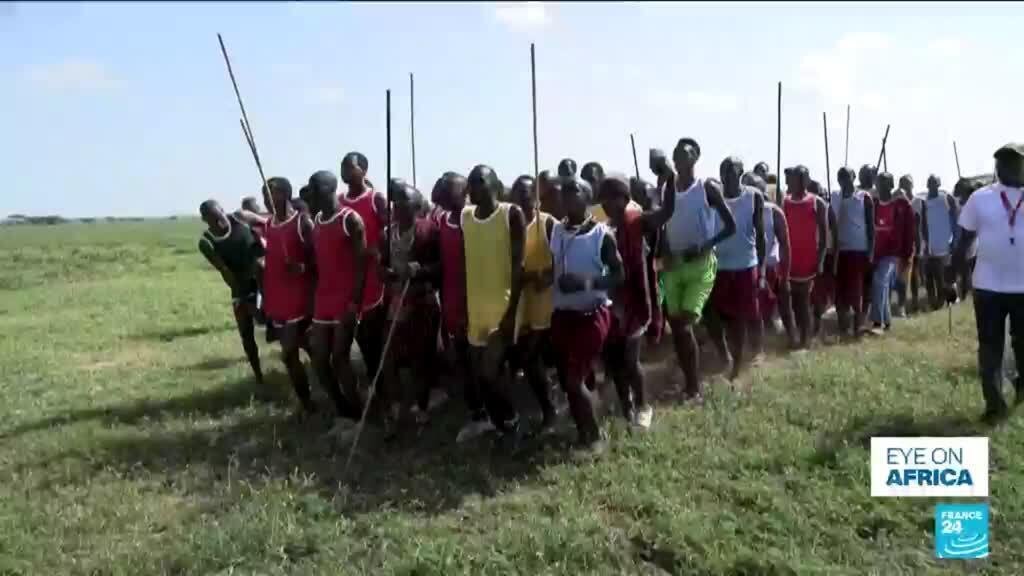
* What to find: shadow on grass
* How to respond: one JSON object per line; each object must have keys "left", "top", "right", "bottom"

{"left": 12, "top": 367, "right": 573, "bottom": 518}
{"left": 810, "top": 412, "right": 991, "bottom": 468}
{"left": 0, "top": 373, "right": 288, "bottom": 441}
{"left": 131, "top": 323, "right": 232, "bottom": 343}
{"left": 190, "top": 356, "right": 243, "bottom": 371}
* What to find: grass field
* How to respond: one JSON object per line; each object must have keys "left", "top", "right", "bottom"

{"left": 1, "top": 219, "right": 1021, "bottom": 575}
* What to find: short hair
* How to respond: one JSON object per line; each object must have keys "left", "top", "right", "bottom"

{"left": 837, "top": 166, "right": 855, "bottom": 180}
{"left": 581, "top": 162, "right": 605, "bottom": 183}
{"left": 199, "top": 199, "right": 219, "bottom": 219}
{"left": 599, "top": 173, "right": 630, "bottom": 199}
{"left": 342, "top": 152, "right": 368, "bottom": 172}
{"left": 674, "top": 137, "right": 701, "bottom": 158}
{"left": 240, "top": 196, "right": 260, "bottom": 211}
{"left": 264, "top": 176, "right": 293, "bottom": 198}
{"left": 511, "top": 175, "right": 534, "bottom": 200}
{"left": 562, "top": 176, "right": 593, "bottom": 202}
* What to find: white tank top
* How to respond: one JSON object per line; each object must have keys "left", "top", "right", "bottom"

{"left": 550, "top": 220, "right": 611, "bottom": 311}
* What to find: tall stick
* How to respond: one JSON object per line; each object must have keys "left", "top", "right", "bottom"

{"left": 344, "top": 278, "right": 410, "bottom": 474}
{"left": 630, "top": 133, "right": 640, "bottom": 181}
{"left": 953, "top": 141, "right": 962, "bottom": 179}
{"left": 217, "top": 33, "right": 276, "bottom": 219}
{"left": 776, "top": 81, "right": 782, "bottom": 204}
{"left": 385, "top": 89, "right": 392, "bottom": 267}
{"left": 823, "top": 112, "right": 832, "bottom": 196}
{"left": 844, "top": 104, "right": 850, "bottom": 166}
{"left": 409, "top": 73, "right": 417, "bottom": 189}
{"left": 875, "top": 124, "right": 890, "bottom": 172}
{"left": 530, "top": 43, "right": 539, "bottom": 182}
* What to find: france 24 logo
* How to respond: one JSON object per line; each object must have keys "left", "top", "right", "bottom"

{"left": 935, "top": 504, "right": 989, "bottom": 559}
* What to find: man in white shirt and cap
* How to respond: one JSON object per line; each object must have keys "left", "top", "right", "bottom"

{"left": 954, "top": 143, "right": 1024, "bottom": 422}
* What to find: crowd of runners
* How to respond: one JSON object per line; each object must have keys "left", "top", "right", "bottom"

{"left": 197, "top": 138, "right": 1024, "bottom": 454}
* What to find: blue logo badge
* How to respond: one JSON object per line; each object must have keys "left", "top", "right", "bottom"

{"left": 935, "top": 503, "right": 989, "bottom": 559}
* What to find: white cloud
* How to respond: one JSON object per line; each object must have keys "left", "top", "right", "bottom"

{"left": 312, "top": 84, "right": 344, "bottom": 105}
{"left": 798, "top": 32, "right": 892, "bottom": 109}
{"left": 494, "top": 2, "right": 550, "bottom": 30}
{"left": 26, "top": 58, "right": 113, "bottom": 92}
{"left": 685, "top": 90, "right": 739, "bottom": 113}
{"left": 928, "top": 36, "right": 965, "bottom": 59}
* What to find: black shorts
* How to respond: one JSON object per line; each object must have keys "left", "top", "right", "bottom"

{"left": 231, "top": 275, "right": 259, "bottom": 309}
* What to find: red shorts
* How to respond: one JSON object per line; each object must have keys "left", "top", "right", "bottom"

{"left": 758, "top": 264, "right": 781, "bottom": 321}
{"left": 836, "top": 251, "right": 869, "bottom": 308}
{"left": 710, "top": 267, "right": 760, "bottom": 322}
{"left": 812, "top": 254, "right": 835, "bottom": 309}
{"left": 551, "top": 306, "right": 611, "bottom": 385}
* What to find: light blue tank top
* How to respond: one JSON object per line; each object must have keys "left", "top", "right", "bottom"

{"left": 716, "top": 187, "right": 758, "bottom": 271}
{"left": 666, "top": 179, "right": 717, "bottom": 253}
{"left": 550, "top": 220, "right": 611, "bottom": 311}
{"left": 830, "top": 190, "right": 869, "bottom": 252}
{"left": 764, "top": 201, "right": 779, "bottom": 267}
{"left": 925, "top": 193, "right": 954, "bottom": 257}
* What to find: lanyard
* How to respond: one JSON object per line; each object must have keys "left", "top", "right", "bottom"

{"left": 999, "top": 188, "right": 1024, "bottom": 238}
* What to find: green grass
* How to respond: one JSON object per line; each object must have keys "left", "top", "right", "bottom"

{"left": 1, "top": 220, "right": 1021, "bottom": 575}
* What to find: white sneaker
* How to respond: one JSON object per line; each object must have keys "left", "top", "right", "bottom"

{"left": 634, "top": 405, "right": 653, "bottom": 430}
{"left": 456, "top": 418, "right": 495, "bottom": 443}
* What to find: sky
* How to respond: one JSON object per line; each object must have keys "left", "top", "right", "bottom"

{"left": 2, "top": 1, "right": 1022, "bottom": 218}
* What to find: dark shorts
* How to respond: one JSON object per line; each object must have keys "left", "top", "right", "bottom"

{"left": 836, "top": 251, "right": 869, "bottom": 308}
{"left": 758, "top": 264, "right": 780, "bottom": 320}
{"left": 710, "top": 267, "right": 760, "bottom": 322}
{"left": 551, "top": 306, "right": 611, "bottom": 385}
{"left": 231, "top": 275, "right": 259, "bottom": 308}
{"left": 812, "top": 254, "right": 835, "bottom": 309}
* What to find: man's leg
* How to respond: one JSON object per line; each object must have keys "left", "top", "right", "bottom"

{"left": 778, "top": 279, "right": 798, "bottom": 347}
{"left": 910, "top": 256, "right": 922, "bottom": 313}
{"left": 1006, "top": 294, "right": 1024, "bottom": 403}
{"left": 973, "top": 289, "right": 1009, "bottom": 418}
{"left": 791, "top": 281, "right": 812, "bottom": 348}
{"left": 621, "top": 334, "right": 649, "bottom": 426}
{"left": 279, "top": 321, "right": 314, "bottom": 412}
{"left": 925, "top": 257, "right": 940, "bottom": 311}
{"left": 521, "top": 330, "right": 556, "bottom": 427}
{"left": 552, "top": 310, "right": 605, "bottom": 447}
{"left": 234, "top": 302, "right": 263, "bottom": 384}
{"left": 725, "top": 313, "right": 746, "bottom": 380}
{"left": 311, "top": 323, "right": 355, "bottom": 418}
{"left": 474, "top": 335, "right": 520, "bottom": 434}
{"left": 601, "top": 331, "right": 632, "bottom": 420}
{"left": 669, "top": 315, "right": 701, "bottom": 399}
{"left": 455, "top": 335, "right": 493, "bottom": 442}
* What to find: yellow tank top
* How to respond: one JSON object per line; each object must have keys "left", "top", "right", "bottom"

{"left": 520, "top": 211, "right": 554, "bottom": 331}
{"left": 462, "top": 202, "right": 513, "bottom": 346}
{"left": 591, "top": 200, "right": 642, "bottom": 224}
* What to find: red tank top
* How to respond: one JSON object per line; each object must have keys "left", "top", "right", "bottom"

{"left": 783, "top": 195, "right": 819, "bottom": 281}
{"left": 263, "top": 212, "right": 311, "bottom": 322}
{"left": 312, "top": 208, "right": 356, "bottom": 321}
{"left": 611, "top": 210, "right": 651, "bottom": 335}
{"left": 339, "top": 189, "right": 385, "bottom": 311}
{"left": 438, "top": 211, "right": 467, "bottom": 335}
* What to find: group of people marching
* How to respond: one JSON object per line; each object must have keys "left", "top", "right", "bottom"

{"left": 198, "top": 138, "right": 1024, "bottom": 454}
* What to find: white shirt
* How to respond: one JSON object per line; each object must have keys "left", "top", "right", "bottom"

{"left": 958, "top": 183, "right": 1024, "bottom": 293}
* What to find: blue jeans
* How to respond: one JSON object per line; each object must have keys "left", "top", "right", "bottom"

{"left": 870, "top": 256, "right": 898, "bottom": 326}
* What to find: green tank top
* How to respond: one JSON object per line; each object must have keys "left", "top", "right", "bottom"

{"left": 201, "top": 214, "right": 260, "bottom": 279}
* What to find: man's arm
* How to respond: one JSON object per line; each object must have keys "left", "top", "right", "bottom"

{"left": 900, "top": 200, "right": 915, "bottom": 261}
{"left": 536, "top": 215, "right": 556, "bottom": 289}
{"left": 502, "top": 205, "right": 526, "bottom": 338}
{"left": 920, "top": 203, "right": 930, "bottom": 257}
{"left": 774, "top": 207, "right": 791, "bottom": 281}
{"left": 298, "top": 214, "right": 314, "bottom": 270}
{"left": 345, "top": 212, "right": 367, "bottom": 319}
{"left": 830, "top": 204, "right": 840, "bottom": 275}
{"left": 703, "top": 180, "right": 737, "bottom": 252}
{"left": 235, "top": 209, "right": 268, "bottom": 229}
{"left": 595, "top": 231, "right": 625, "bottom": 292}
{"left": 864, "top": 198, "right": 876, "bottom": 263}
{"left": 199, "top": 238, "right": 236, "bottom": 290}
{"left": 947, "top": 195, "right": 960, "bottom": 255}
{"left": 642, "top": 168, "right": 676, "bottom": 231}
{"left": 815, "top": 197, "right": 828, "bottom": 273}
{"left": 952, "top": 227, "right": 977, "bottom": 282}
{"left": 753, "top": 192, "right": 766, "bottom": 271}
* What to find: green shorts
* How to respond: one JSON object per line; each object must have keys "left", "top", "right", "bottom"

{"left": 661, "top": 252, "right": 717, "bottom": 319}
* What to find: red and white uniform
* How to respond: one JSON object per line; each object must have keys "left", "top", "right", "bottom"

{"left": 783, "top": 194, "right": 819, "bottom": 282}
{"left": 312, "top": 207, "right": 359, "bottom": 323}
{"left": 438, "top": 211, "right": 467, "bottom": 337}
{"left": 263, "top": 212, "right": 312, "bottom": 324}
{"left": 339, "top": 188, "right": 385, "bottom": 312}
